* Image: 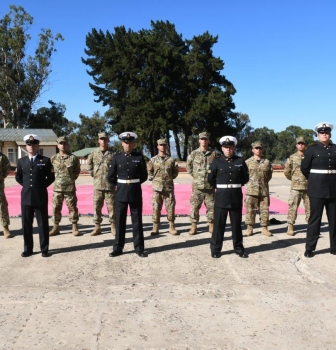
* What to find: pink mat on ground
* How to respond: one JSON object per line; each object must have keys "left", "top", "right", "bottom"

{"left": 5, "top": 184, "right": 304, "bottom": 217}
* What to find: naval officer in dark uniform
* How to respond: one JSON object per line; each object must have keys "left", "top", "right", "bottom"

{"left": 208, "top": 136, "right": 249, "bottom": 258}
{"left": 107, "top": 132, "right": 148, "bottom": 257}
{"left": 301, "top": 122, "right": 336, "bottom": 257}
{"left": 15, "top": 134, "right": 55, "bottom": 257}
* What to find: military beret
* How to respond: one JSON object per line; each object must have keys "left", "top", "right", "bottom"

{"left": 314, "top": 122, "right": 333, "bottom": 133}
{"left": 199, "top": 132, "right": 210, "bottom": 139}
{"left": 119, "top": 131, "right": 138, "bottom": 143}
{"left": 219, "top": 135, "right": 237, "bottom": 146}
{"left": 24, "top": 134, "right": 40, "bottom": 145}
{"left": 157, "top": 138, "right": 167, "bottom": 145}
{"left": 251, "top": 141, "right": 263, "bottom": 148}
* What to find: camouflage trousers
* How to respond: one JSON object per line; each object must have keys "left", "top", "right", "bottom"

{"left": 287, "top": 189, "right": 310, "bottom": 224}
{"left": 0, "top": 190, "right": 10, "bottom": 226}
{"left": 190, "top": 187, "right": 214, "bottom": 223}
{"left": 152, "top": 190, "right": 176, "bottom": 223}
{"left": 52, "top": 191, "right": 79, "bottom": 224}
{"left": 244, "top": 195, "right": 269, "bottom": 227}
{"left": 93, "top": 189, "right": 115, "bottom": 224}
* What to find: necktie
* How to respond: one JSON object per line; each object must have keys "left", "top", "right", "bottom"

{"left": 30, "top": 158, "right": 34, "bottom": 166}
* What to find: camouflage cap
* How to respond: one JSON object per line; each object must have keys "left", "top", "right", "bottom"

{"left": 251, "top": 141, "right": 263, "bottom": 148}
{"left": 57, "top": 136, "right": 69, "bottom": 144}
{"left": 296, "top": 136, "right": 307, "bottom": 144}
{"left": 199, "top": 132, "right": 210, "bottom": 139}
{"left": 157, "top": 138, "right": 167, "bottom": 145}
{"left": 98, "top": 132, "right": 109, "bottom": 139}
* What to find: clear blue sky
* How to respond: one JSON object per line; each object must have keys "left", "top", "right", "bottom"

{"left": 1, "top": 0, "right": 336, "bottom": 132}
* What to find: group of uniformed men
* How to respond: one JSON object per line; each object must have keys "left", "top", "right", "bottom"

{"left": 0, "top": 121, "right": 335, "bottom": 259}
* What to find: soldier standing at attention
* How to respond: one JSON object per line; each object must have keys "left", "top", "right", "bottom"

{"left": 284, "top": 136, "right": 310, "bottom": 236}
{"left": 147, "top": 138, "right": 179, "bottom": 236}
{"left": 244, "top": 141, "right": 273, "bottom": 237}
{"left": 15, "top": 134, "right": 55, "bottom": 257}
{"left": 49, "top": 136, "right": 81, "bottom": 236}
{"left": 186, "top": 132, "right": 218, "bottom": 235}
{"left": 301, "top": 122, "right": 336, "bottom": 258}
{"left": 0, "top": 147, "right": 12, "bottom": 238}
{"left": 87, "top": 132, "right": 115, "bottom": 236}
{"left": 208, "top": 136, "right": 249, "bottom": 258}
{"left": 107, "top": 132, "right": 148, "bottom": 257}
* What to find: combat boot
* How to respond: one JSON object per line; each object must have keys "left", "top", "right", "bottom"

{"left": 208, "top": 222, "right": 214, "bottom": 234}
{"left": 72, "top": 223, "right": 81, "bottom": 236}
{"left": 261, "top": 226, "right": 273, "bottom": 237}
{"left": 49, "top": 224, "right": 60, "bottom": 236}
{"left": 151, "top": 223, "right": 159, "bottom": 236}
{"left": 3, "top": 226, "right": 12, "bottom": 239}
{"left": 188, "top": 223, "right": 197, "bottom": 235}
{"left": 90, "top": 224, "right": 101, "bottom": 236}
{"left": 169, "top": 221, "right": 178, "bottom": 235}
{"left": 245, "top": 225, "right": 253, "bottom": 236}
{"left": 111, "top": 222, "right": 116, "bottom": 236}
{"left": 287, "top": 223, "right": 295, "bottom": 236}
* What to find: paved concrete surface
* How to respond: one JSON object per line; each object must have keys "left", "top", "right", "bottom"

{"left": 0, "top": 173, "right": 335, "bottom": 349}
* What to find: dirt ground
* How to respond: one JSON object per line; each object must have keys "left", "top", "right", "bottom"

{"left": 0, "top": 172, "right": 335, "bottom": 350}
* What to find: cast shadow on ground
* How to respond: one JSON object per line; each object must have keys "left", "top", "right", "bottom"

{"left": 146, "top": 222, "right": 308, "bottom": 256}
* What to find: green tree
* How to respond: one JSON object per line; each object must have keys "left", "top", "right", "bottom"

{"left": 82, "top": 21, "right": 237, "bottom": 160}
{"left": 68, "top": 111, "right": 113, "bottom": 152}
{"left": 0, "top": 5, "right": 63, "bottom": 128}
{"left": 276, "top": 125, "right": 315, "bottom": 160}
{"left": 180, "top": 32, "right": 236, "bottom": 157}
{"left": 242, "top": 127, "right": 278, "bottom": 162}
{"left": 232, "top": 113, "right": 253, "bottom": 157}
{"left": 26, "top": 100, "right": 71, "bottom": 136}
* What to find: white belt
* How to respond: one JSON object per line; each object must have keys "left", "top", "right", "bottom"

{"left": 117, "top": 179, "right": 140, "bottom": 184}
{"left": 216, "top": 184, "right": 241, "bottom": 188}
{"left": 310, "top": 169, "right": 336, "bottom": 174}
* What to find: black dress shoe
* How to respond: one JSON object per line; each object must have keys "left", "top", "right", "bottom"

{"left": 109, "top": 251, "right": 123, "bottom": 257}
{"left": 304, "top": 250, "right": 314, "bottom": 258}
{"left": 237, "top": 252, "right": 249, "bottom": 258}
{"left": 21, "top": 251, "right": 33, "bottom": 257}
{"left": 42, "top": 252, "right": 50, "bottom": 257}
{"left": 211, "top": 253, "right": 221, "bottom": 259}
{"left": 136, "top": 251, "right": 148, "bottom": 257}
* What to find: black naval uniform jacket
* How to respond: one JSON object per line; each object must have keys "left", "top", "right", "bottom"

{"left": 301, "top": 141, "right": 336, "bottom": 252}
{"left": 208, "top": 155, "right": 249, "bottom": 208}
{"left": 15, "top": 154, "right": 55, "bottom": 206}
{"left": 301, "top": 142, "right": 336, "bottom": 199}
{"left": 107, "top": 151, "right": 148, "bottom": 202}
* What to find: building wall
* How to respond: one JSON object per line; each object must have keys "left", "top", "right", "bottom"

{"left": 1, "top": 142, "right": 18, "bottom": 166}
{"left": 38, "top": 146, "right": 57, "bottom": 159}
{"left": 0, "top": 143, "right": 57, "bottom": 166}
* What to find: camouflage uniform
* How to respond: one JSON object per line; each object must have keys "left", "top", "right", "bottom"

{"left": 0, "top": 152, "right": 10, "bottom": 227}
{"left": 284, "top": 152, "right": 310, "bottom": 224}
{"left": 244, "top": 157, "right": 273, "bottom": 226}
{"left": 87, "top": 148, "right": 115, "bottom": 224}
{"left": 186, "top": 147, "right": 217, "bottom": 223}
{"left": 51, "top": 152, "right": 80, "bottom": 224}
{"left": 147, "top": 154, "right": 179, "bottom": 222}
